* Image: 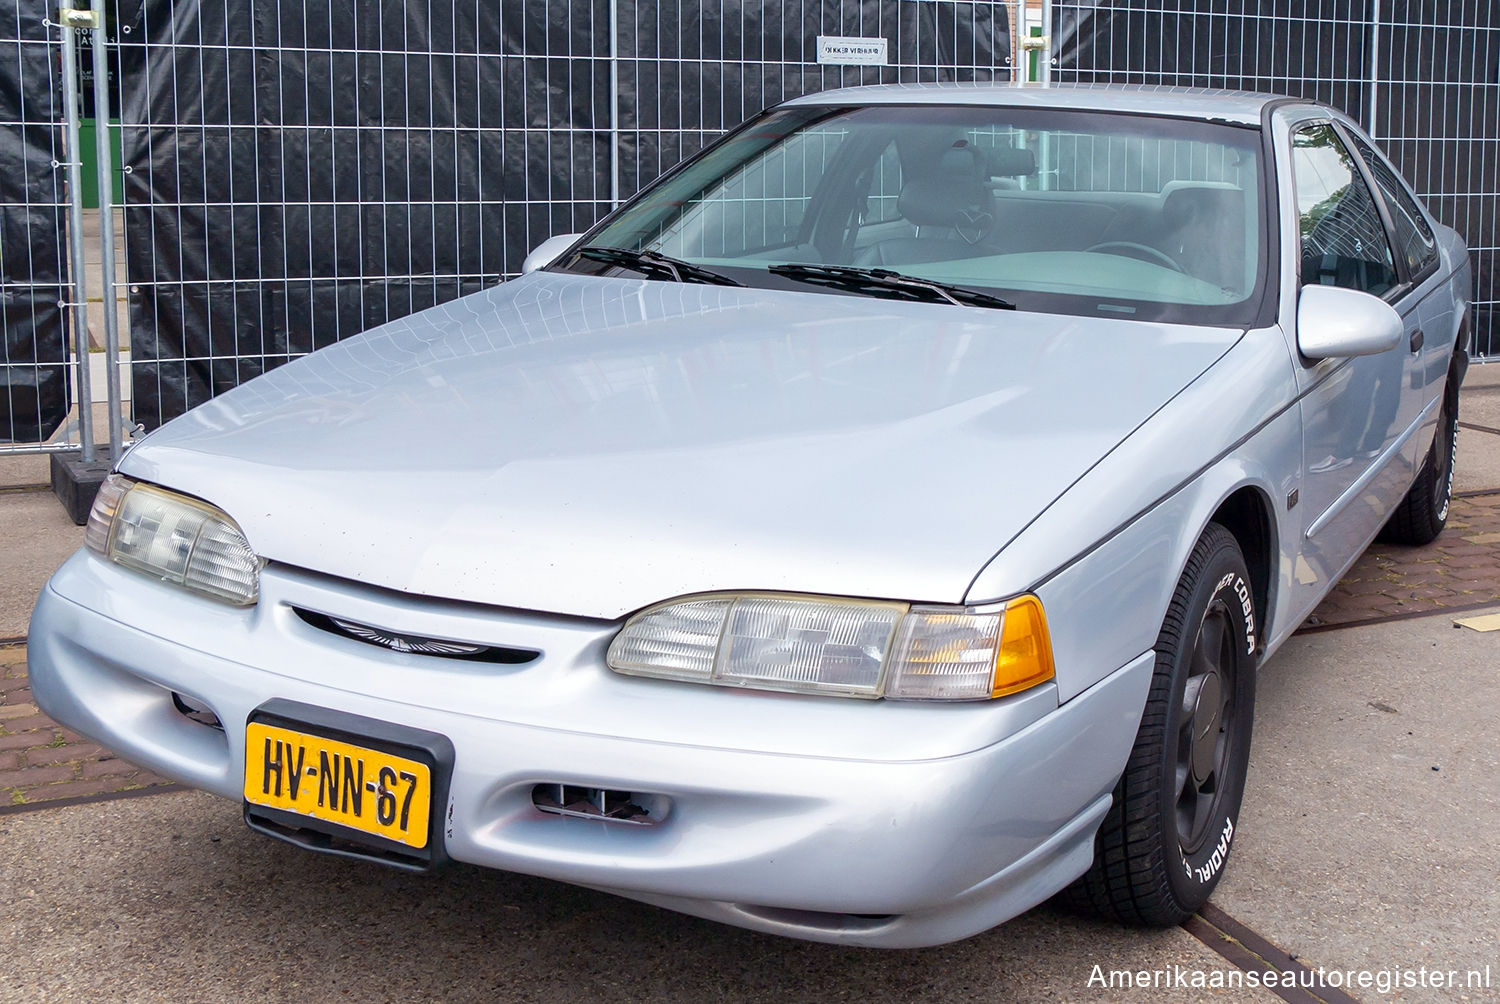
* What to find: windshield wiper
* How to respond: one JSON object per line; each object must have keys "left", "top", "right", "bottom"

{"left": 576, "top": 246, "right": 743, "bottom": 287}
{"left": 767, "top": 263, "right": 1015, "bottom": 310}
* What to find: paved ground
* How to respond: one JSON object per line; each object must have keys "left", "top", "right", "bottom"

{"left": 0, "top": 646, "right": 168, "bottom": 807}
{"left": 1305, "top": 492, "right": 1500, "bottom": 629}
{"left": 1, "top": 790, "right": 1275, "bottom": 1003}
{"left": 1218, "top": 615, "right": 1500, "bottom": 994}
{"left": 0, "top": 490, "right": 82, "bottom": 641}
{"left": 1457, "top": 361, "right": 1500, "bottom": 490}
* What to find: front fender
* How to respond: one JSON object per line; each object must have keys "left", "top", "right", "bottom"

{"left": 965, "top": 326, "right": 1301, "bottom": 702}
{"left": 1030, "top": 447, "right": 1294, "bottom": 704}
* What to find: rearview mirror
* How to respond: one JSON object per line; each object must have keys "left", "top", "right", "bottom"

{"left": 520, "top": 233, "right": 584, "bottom": 274}
{"left": 1296, "top": 284, "right": 1403, "bottom": 360}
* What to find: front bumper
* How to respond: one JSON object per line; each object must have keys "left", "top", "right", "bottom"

{"left": 28, "top": 552, "right": 1152, "bottom": 947}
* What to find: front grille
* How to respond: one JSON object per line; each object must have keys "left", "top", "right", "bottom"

{"left": 531, "top": 784, "right": 658, "bottom": 825}
{"left": 295, "top": 609, "right": 539, "bottom": 665}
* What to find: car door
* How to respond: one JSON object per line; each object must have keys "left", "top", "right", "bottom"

{"left": 1289, "top": 120, "right": 1414, "bottom": 592}
{"left": 1341, "top": 127, "right": 1454, "bottom": 455}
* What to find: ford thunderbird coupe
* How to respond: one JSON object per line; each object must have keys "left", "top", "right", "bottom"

{"left": 29, "top": 84, "right": 1470, "bottom": 947}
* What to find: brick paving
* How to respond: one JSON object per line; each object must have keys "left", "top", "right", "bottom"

{"left": 1, "top": 495, "right": 1497, "bottom": 804}
{"left": 1305, "top": 492, "right": 1500, "bottom": 629}
{"left": 0, "top": 645, "right": 170, "bottom": 806}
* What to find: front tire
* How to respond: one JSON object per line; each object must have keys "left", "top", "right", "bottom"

{"left": 1065, "top": 523, "right": 1257, "bottom": 925}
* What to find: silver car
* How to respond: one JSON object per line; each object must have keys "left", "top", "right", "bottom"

{"left": 29, "top": 84, "right": 1470, "bottom": 947}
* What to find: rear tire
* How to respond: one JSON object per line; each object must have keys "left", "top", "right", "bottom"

{"left": 1380, "top": 369, "right": 1459, "bottom": 546}
{"left": 1064, "top": 523, "right": 1256, "bottom": 925}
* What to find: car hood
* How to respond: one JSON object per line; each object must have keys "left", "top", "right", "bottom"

{"left": 120, "top": 273, "right": 1239, "bottom": 619}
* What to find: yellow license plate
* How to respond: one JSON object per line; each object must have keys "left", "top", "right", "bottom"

{"left": 244, "top": 722, "right": 432, "bottom": 849}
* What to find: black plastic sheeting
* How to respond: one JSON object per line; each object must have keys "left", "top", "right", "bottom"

{"left": 116, "top": 0, "right": 1009, "bottom": 428}
{"left": 0, "top": 17, "right": 72, "bottom": 443}
{"left": 1053, "top": 0, "right": 1499, "bottom": 357}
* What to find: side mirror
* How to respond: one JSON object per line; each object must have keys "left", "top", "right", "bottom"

{"left": 520, "top": 233, "right": 584, "bottom": 274}
{"left": 1296, "top": 284, "right": 1403, "bottom": 360}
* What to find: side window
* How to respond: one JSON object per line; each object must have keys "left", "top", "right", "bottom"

{"left": 1348, "top": 134, "right": 1440, "bottom": 279}
{"left": 1291, "top": 124, "right": 1399, "bottom": 296}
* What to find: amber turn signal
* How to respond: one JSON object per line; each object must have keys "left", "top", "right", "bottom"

{"left": 991, "top": 594, "right": 1056, "bottom": 698}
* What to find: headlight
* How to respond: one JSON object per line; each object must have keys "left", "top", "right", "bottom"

{"left": 607, "top": 592, "right": 1054, "bottom": 701}
{"left": 84, "top": 474, "right": 262, "bottom": 606}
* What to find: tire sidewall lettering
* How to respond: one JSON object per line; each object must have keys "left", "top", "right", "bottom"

{"left": 1214, "top": 572, "right": 1256, "bottom": 655}
{"left": 1173, "top": 568, "right": 1254, "bottom": 892}
{"left": 1438, "top": 421, "right": 1456, "bottom": 522}
{"left": 1181, "top": 815, "right": 1235, "bottom": 887}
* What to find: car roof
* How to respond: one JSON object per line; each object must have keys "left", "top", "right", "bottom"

{"left": 783, "top": 82, "right": 1293, "bottom": 127}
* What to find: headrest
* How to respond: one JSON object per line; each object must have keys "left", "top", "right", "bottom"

{"left": 1163, "top": 184, "right": 1244, "bottom": 226}
{"left": 988, "top": 144, "right": 1037, "bottom": 178}
{"left": 897, "top": 176, "right": 996, "bottom": 242}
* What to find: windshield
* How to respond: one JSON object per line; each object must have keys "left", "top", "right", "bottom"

{"left": 556, "top": 104, "right": 1269, "bottom": 325}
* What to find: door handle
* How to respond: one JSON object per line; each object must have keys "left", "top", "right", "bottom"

{"left": 1409, "top": 329, "right": 1424, "bottom": 353}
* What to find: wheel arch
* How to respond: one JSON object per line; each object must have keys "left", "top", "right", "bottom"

{"left": 1450, "top": 312, "right": 1470, "bottom": 402}
{"left": 1207, "top": 485, "right": 1279, "bottom": 655}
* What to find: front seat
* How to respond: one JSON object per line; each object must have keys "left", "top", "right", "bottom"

{"left": 855, "top": 144, "right": 999, "bottom": 267}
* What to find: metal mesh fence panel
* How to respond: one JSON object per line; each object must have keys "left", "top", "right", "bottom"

{"left": 1051, "top": 0, "right": 1499, "bottom": 358}
{"left": 113, "top": 0, "right": 1012, "bottom": 429}
{"left": 114, "top": 0, "right": 616, "bottom": 426}
{"left": 1374, "top": 5, "right": 1499, "bottom": 359}
{"left": 615, "top": 2, "right": 1012, "bottom": 194}
{"left": 0, "top": 11, "right": 73, "bottom": 444}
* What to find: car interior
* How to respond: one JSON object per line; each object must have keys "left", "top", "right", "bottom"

{"left": 842, "top": 133, "right": 1255, "bottom": 302}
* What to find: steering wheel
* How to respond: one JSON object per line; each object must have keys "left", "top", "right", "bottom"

{"left": 1085, "top": 241, "right": 1185, "bottom": 272}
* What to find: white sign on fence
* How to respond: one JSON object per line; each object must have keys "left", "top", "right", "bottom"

{"left": 815, "top": 36, "right": 889, "bottom": 66}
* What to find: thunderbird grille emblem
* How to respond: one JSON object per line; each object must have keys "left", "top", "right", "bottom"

{"left": 329, "top": 617, "right": 489, "bottom": 656}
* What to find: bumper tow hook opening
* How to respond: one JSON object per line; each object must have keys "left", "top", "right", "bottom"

{"left": 532, "top": 784, "right": 657, "bottom": 824}
{"left": 171, "top": 692, "right": 223, "bottom": 730}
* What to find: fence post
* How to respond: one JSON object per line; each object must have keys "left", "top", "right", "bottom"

{"left": 1367, "top": 0, "right": 1381, "bottom": 135}
{"left": 57, "top": 7, "right": 96, "bottom": 464}
{"left": 88, "top": 0, "right": 122, "bottom": 462}
{"left": 1040, "top": 0, "right": 1053, "bottom": 84}
{"left": 1018, "top": 4, "right": 1050, "bottom": 87}
{"left": 1029, "top": 0, "right": 1055, "bottom": 190}
{"left": 609, "top": 0, "right": 621, "bottom": 208}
